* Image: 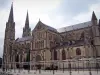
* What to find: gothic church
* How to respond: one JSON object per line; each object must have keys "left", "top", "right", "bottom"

{"left": 3, "top": 3, "right": 100, "bottom": 70}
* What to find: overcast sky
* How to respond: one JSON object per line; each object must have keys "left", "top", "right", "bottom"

{"left": 0, "top": 0, "right": 100, "bottom": 57}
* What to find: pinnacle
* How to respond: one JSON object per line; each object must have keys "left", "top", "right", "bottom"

{"left": 25, "top": 10, "right": 29, "bottom": 28}
{"left": 8, "top": 3, "right": 14, "bottom": 22}
{"left": 91, "top": 11, "right": 97, "bottom": 21}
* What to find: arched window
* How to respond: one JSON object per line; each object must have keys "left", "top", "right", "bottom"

{"left": 26, "top": 53, "right": 30, "bottom": 62}
{"left": 62, "top": 49, "right": 66, "bottom": 60}
{"left": 15, "top": 55, "right": 19, "bottom": 62}
{"left": 20, "top": 54, "right": 22, "bottom": 62}
{"left": 36, "top": 55, "right": 41, "bottom": 62}
{"left": 91, "top": 40, "right": 94, "bottom": 45}
{"left": 80, "top": 32, "right": 84, "bottom": 40}
{"left": 76, "top": 48, "right": 81, "bottom": 55}
{"left": 54, "top": 50, "right": 57, "bottom": 60}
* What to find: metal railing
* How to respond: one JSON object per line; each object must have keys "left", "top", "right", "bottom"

{"left": 2, "top": 58, "right": 100, "bottom": 75}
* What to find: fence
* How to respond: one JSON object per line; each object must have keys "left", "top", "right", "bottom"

{"left": 2, "top": 57, "right": 100, "bottom": 74}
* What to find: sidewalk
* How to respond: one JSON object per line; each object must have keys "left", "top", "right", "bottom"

{"left": 1, "top": 69, "right": 100, "bottom": 75}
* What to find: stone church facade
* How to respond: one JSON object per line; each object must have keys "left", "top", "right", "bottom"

{"left": 3, "top": 4, "right": 100, "bottom": 70}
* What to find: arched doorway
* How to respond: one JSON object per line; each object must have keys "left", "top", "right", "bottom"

{"left": 35, "top": 55, "right": 41, "bottom": 69}
{"left": 76, "top": 48, "right": 81, "bottom": 55}
{"left": 62, "top": 49, "right": 66, "bottom": 60}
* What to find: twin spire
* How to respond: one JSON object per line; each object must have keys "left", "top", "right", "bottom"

{"left": 8, "top": 3, "right": 98, "bottom": 26}
{"left": 8, "top": 3, "right": 30, "bottom": 37}
{"left": 8, "top": 3, "right": 29, "bottom": 29}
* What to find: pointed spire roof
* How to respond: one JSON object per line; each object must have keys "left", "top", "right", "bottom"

{"left": 8, "top": 3, "right": 14, "bottom": 22}
{"left": 91, "top": 11, "right": 97, "bottom": 21}
{"left": 25, "top": 10, "right": 29, "bottom": 28}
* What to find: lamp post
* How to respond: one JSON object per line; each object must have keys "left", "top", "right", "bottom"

{"left": 63, "top": 61, "right": 64, "bottom": 73}
{"left": 82, "top": 57, "right": 84, "bottom": 72}
{"left": 67, "top": 47, "right": 72, "bottom": 75}
{"left": 27, "top": 49, "right": 30, "bottom": 73}
{"left": 88, "top": 59, "right": 92, "bottom": 75}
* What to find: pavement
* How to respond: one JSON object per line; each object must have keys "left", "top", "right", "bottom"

{"left": 0, "top": 69, "right": 100, "bottom": 75}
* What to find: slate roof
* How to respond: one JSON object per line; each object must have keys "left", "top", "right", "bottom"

{"left": 57, "top": 21, "right": 92, "bottom": 33}
{"left": 44, "top": 24, "right": 57, "bottom": 32}
{"left": 16, "top": 36, "right": 32, "bottom": 42}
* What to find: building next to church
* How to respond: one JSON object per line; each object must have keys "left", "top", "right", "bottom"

{"left": 3, "top": 3, "right": 100, "bottom": 70}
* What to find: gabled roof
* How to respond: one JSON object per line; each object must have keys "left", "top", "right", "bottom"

{"left": 33, "top": 20, "right": 57, "bottom": 32}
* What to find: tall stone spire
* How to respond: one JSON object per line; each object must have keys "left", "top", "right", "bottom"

{"left": 6, "top": 2, "right": 15, "bottom": 40}
{"left": 8, "top": 3, "right": 14, "bottom": 23}
{"left": 3, "top": 3, "right": 15, "bottom": 69}
{"left": 91, "top": 11, "right": 97, "bottom": 21}
{"left": 22, "top": 10, "right": 31, "bottom": 37}
{"left": 25, "top": 11, "right": 29, "bottom": 28}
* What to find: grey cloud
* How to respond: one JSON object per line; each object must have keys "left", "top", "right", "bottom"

{"left": 48, "top": 0, "right": 100, "bottom": 28}
{"left": 54, "top": 0, "right": 99, "bottom": 16}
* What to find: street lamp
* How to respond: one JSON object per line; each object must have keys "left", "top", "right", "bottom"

{"left": 67, "top": 47, "right": 72, "bottom": 75}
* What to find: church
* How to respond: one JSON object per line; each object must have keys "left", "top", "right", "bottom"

{"left": 3, "top": 3, "right": 100, "bottom": 70}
